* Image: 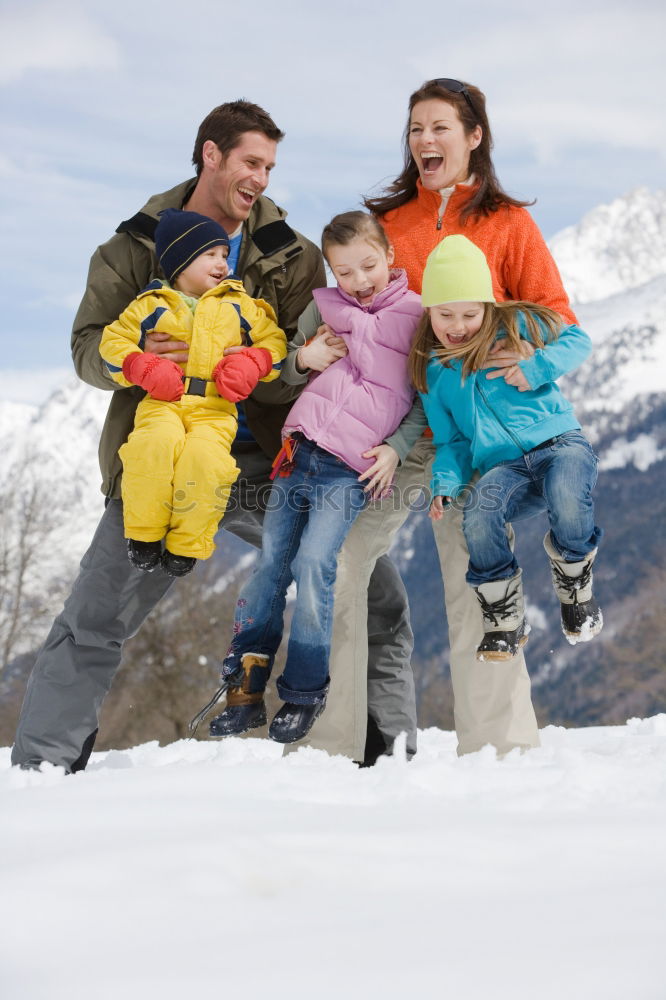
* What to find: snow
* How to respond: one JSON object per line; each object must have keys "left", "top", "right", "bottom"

{"left": 3, "top": 720, "right": 666, "bottom": 1000}
{"left": 549, "top": 187, "right": 666, "bottom": 305}
{"left": 599, "top": 433, "right": 665, "bottom": 472}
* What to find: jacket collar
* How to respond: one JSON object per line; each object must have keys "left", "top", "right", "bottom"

{"left": 329, "top": 269, "right": 410, "bottom": 313}
{"left": 415, "top": 177, "right": 479, "bottom": 210}
{"left": 136, "top": 275, "right": 246, "bottom": 303}
{"left": 131, "top": 181, "right": 301, "bottom": 271}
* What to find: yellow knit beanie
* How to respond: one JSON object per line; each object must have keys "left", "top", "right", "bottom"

{"left": 421, "top": 234, "right": 495, "bottom": 307}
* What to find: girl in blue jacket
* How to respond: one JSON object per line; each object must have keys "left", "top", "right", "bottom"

{"left": 410, "top": 235, "right": 603, "bottom": 661}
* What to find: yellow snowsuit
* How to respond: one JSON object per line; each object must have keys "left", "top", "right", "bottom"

{"left": 100, "top": 279, "right": 287, "bottom": 559}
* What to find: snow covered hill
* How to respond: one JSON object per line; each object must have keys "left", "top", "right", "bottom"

{"left": 549, "top": 186, "right": 666, "bottom": 304}
{"left": 0, "top": 381, "right": 108, "bottom": 662}
{"left": 2, "top": 718, "right": 666, "bottom": 1000}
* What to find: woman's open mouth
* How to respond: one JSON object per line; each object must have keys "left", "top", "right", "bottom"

{"left": 421, "top": 151, "right": 443, "bottom": 176}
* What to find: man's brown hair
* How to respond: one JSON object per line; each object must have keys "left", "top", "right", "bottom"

{"left": 192, "top": 100, "right": 285, "bottom": 176}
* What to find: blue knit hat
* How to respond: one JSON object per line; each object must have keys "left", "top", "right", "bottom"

{"left": 155, "top": 208, "right": 230, "bottom": 283}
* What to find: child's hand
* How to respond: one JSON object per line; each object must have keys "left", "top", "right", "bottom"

{"left": 297, "top": 325, "right": 347, "bottom": 373}
{"left": 429, "top": 496, "right": 451, "bottom": 521}
{"left": 213, "top": 348, "right": 272, "bottom": 402}
{"left": 122, "top": 352, "right": 184, "bottom": 401}
{"left": 359, "top": 445, "right": 399, "bottom": 499}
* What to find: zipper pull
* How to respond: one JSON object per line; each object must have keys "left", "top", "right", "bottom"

{"left": 436, "top": 218, "right": 442, "bottom": 231}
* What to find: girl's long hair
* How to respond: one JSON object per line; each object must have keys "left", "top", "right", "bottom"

{"left": 409, "top": 302, "right": 563, "bottom": 392}
{"left": 364, "top": 79, "right": 532, "bottom": 221}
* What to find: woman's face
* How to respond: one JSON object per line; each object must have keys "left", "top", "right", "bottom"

{"left": 408, "top": 99, "right": 481, "bottom": 191}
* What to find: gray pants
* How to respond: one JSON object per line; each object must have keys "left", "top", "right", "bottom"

{"left": 11, "top": 443, "right": 415, "bottom": 770}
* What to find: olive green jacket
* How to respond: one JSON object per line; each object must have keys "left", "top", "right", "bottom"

{"left": 72, "top": 179, "right": 325, "bottom": 497}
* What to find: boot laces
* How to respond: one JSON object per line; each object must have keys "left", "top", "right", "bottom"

{"left": 477, "top": 582, "right": 521, "bottom": 627}
{"left": 551, "top": 561, "right": 592, "bottom": 606}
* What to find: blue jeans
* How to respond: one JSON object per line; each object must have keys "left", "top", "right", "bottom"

{"left": 462, "top": 430, "right": 603, "bottom": 586}
{"left": 222, "top": 437, "right": 367, "bottom": 704}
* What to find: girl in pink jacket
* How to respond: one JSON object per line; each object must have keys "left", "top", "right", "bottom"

{"left": 209, "top": 212, "right": 423, "bottom": 744}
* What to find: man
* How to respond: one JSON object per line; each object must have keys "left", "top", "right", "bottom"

{"left": 12, "top": 100, "right": 416, "bottom": 771}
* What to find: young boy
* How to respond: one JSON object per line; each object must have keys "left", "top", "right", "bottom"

{"left": 99, "top": 208, "right": 287, "bottom": 577}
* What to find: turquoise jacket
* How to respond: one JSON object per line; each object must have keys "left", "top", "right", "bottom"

{"left": 420, "top": 312, "right": 592, "bottom": 498}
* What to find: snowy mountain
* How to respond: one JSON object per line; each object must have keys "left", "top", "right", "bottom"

{"left": 0, "top": 381, "right": 108, "bottom": 663}
{"left": 549, "top": 186, "right": 666, "bottom": 304}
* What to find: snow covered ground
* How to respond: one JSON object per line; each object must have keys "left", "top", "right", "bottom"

{"left": 3, "top": 719, "right": 666, "bottom": 1000}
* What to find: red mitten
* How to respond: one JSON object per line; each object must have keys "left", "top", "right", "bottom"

{"left": 122, "top": 352, "right": 184, "bottom": 401}
{"left": 213, "top": 348, "right": 273, "bottom": 402}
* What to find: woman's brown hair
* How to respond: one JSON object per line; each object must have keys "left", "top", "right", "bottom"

{"left": 364, "top": 79, "right": 532, "bottom": 221}
{"left": 409, "top": 301, "right": 563, "bottom": 392}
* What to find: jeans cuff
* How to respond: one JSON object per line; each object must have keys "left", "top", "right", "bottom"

{"left": 275, "top": 676, "right": 329, "bottom": 705}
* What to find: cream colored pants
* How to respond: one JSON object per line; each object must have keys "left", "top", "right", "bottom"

{"left": 297, "top": 437, "right": 540, "bottom": 760}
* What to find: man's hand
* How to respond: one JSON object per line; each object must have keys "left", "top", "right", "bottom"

{"left": 122, "top": 352, "right": 184, "bottom": 401}
{"left": 358, "top": 444, "right": 399, "bottom": 499}
{"left": 429, "top": 495, "right": 451, "bottom": 521}
{"left": 297, "top": 324, "right": 347, "bottom": 373}
{"left": 145, "top": 330, "right": 190, "bottom": 365}
{"left": 484, "top": 340, "right": 534, "bottom": 392}
{"left": 213, "top": 347, "right": 273, "bottom": 402}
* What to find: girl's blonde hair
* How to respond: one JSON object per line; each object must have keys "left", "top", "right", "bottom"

{"left": 408, "top": 301, "right": 563, "bottom": 392}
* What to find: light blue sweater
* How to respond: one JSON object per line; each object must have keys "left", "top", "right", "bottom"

{"left": 420, "top": 311, "right": 592, "bottom": 498}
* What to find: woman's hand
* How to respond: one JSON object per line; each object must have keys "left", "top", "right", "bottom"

{"left": 484, "top": 340, "right": 534, "bottom": 392}
{"left": 359, "top": 444, "right": 399, "bottom": 499}
{"left": 145, "top": 330, "right": 189, "bottom": 365}
{"left": 297, "top": 324, "right": 347, "bottom": 373}
{"left": 429, "top": 496, "right": 451, "bottom": 521}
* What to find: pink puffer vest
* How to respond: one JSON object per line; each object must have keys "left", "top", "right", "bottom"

{"left": 283, "top": 270, "right": 423, "bottom": 473}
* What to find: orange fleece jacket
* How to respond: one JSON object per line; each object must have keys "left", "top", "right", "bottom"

{"left": 381, "top": 180, "right": 577, "bottom": 325}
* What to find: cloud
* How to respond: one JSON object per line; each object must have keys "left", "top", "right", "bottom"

{"left": 0, "top": 367, "right": 73, "bottom": 404}
{"left": 2, "top": 0, "right": 666, "bottom": 374}
{"left": 410, "top": 1, "right": 666, "bottom": 161}
{"left": 0, "top": 1, "right": 120, "bottom": 84}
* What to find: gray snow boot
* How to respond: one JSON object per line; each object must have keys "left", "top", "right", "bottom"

{"left": 474, "top": 570, "right": 529, "bottom": 661}
{"left": 543, "top": 532, "right": 603, "bottom": 644}
{"left": 209, "top": 653, "right": 271, "bottom": 737}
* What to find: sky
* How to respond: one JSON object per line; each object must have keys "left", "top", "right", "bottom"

{"left": 1, "top": 0, "right": 665, "bottom": 400}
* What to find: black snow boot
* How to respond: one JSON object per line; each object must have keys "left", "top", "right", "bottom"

{"left": 127, "top": 538, "right": 162, "bottom": 571}
{"left": 161, "top": 550, "right": 197, "bottom": 577}
{"left": 268, "top": 696, "right": 327, "bottom": 744}
{"left": 474, "top": 571, "right": 529, "bottom": 661}
{"left": 543, "top": 532, "right": 603, "bottom": 644}
{"left": 209, "top": 653, "right": 271, "bottom": 738}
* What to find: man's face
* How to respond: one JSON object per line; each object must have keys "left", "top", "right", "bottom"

{"left": 203, "top": 131, "right": 277, "bottom": 229}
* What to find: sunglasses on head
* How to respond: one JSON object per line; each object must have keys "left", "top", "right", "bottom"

{"left": 432, "top": 78, "right": 477, "bottom": 118}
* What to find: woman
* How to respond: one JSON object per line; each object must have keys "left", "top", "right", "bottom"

{"left": 299, "top": 78, "right": 578, "bottom": 763}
